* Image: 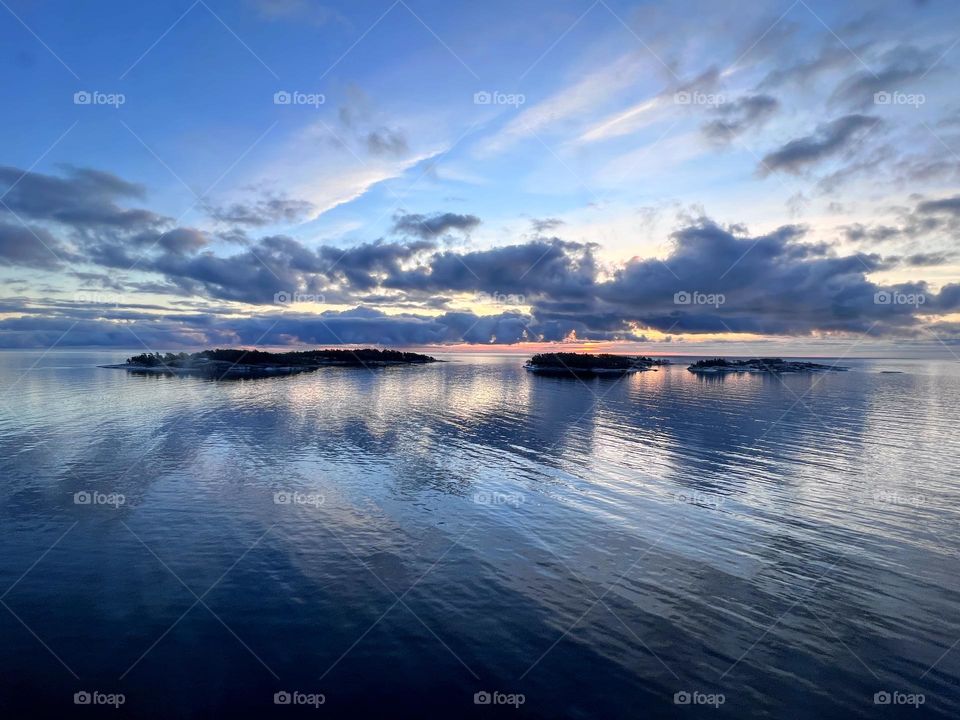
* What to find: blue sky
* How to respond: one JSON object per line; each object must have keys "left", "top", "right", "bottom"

{"left": 1, "top": 0, "right": 959, "bottom": 353}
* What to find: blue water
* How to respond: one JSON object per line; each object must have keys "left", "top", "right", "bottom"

{"left": 1, "top": 351, "right": 958, "bottom": 718}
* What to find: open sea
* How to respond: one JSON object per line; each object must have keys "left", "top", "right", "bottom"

{"left": 1, "top": 351, "right": 958, "bottom": 718}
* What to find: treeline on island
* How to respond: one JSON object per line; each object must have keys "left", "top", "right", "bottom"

{"left": 690, "top": 358, "right": 734, "bottom": 368}
{"left": 528, "top": 353, "right": 654, "bottom": 369}
{"left": 125, "top": 348, "right": 437, "bottom": 367}
{"left": 688, "top": 357, "right": 845, "bottom": 373}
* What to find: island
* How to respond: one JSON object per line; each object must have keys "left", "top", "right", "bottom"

{"left": 525, "top": 352, "right": 670, "bottom": 378}
{"left": 102, "top": 348, "right": 438, "bottom": 379}
{"left": 687, "top": 357, "right": 847, "bottom": 374}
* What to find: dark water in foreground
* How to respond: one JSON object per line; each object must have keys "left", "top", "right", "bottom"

{"left": 1, "top": 351, "right": 958, "bottom": 718}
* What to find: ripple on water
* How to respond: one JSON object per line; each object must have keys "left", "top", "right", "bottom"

{"left": 0, "top": 353, "right": 957, "bottom": 718}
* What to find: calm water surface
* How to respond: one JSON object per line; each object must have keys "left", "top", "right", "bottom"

{"left": 1, "top": 351, "right": 958, "bottom": 718}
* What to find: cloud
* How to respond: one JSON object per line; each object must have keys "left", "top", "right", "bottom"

{"left": 916, "top": 195, "right": 960, "bottom": 216}
{"left": 320, "top": 238, "right": 436, "bottom": 291}
{"left": 592, "top": 219, "right": 932, "bottom": 336}
{"left": 842, "top": 223, "right": 902, "bottom": 244}
{"left": 759, "top": 114, "right": 880, "bottom": 175}
{"left": 531, "top": 218, "right": 565, "bottom": 234}
{"left": 384, "top": 239, "right": 598, "bottom": 299}
{"left": 579, "top": 67, "right": 723, "bottom": 144}
{"left": 391, "top": 212, "right": 480, "bottom": 239}
{"left": 139, "top": 227, "right": 210, "bottom": 255}
{"left": 0, "top": 165, "right": 166, "bottom": 230}
{"left": 1, "top": 161, "right": 955, "bottom": 346}
{"left": 14, "top": 209, "right": 958, "bottom": 342}
{"left": 206, "top": 194, "right": 315, "bottom": 227}
{"left": 116, "top": 216, "right": 946, "bottom": 341}
{"left": 480, "top": 52, "right": 648, "bottom": 153}
{"left": 830, "top": 45, "right": 940, "bottom": 108}
{"left": 702, "top": 94, "right": 779, "bottom": 142}
{"left": 0, "top": 304, "right": 635, "bottom": 349}
{"left": 252, "top": 87, "right": 438, "bottom": 218}
{"left": 0, "top": 222, "right": 70, "bottom": 269}
{"left": 334, "top": 88, "right": 408, "bottom": 158}
{"left": 903, "top": 252, "right": 953, "bottom": 266}
{"left": 4, "top": 210, "right": 953, "bottom": 348}
{"left": 839, "top": 194, "right": 960, "bottom": 254}
{"left": 365, "top": 128, "right": 409, "bottom": 157}
{"left": 757, "top": 41, "right": 866, "bottom": 90}
{"left": 815, "top": 142, "right": 895, "bottom": 193}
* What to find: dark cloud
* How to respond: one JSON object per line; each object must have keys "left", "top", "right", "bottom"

{"left": 70, "top": 271, "right": 127, "bottom": 290}
{"left": 760, "top": 115, "right": 880, "bottom": 174}
{"left": 385, "top": 239, "right": 598, "bottom": 298}
{"left": 0, "top": 304, "right": 635, "bottom": 349}
{"left": 0, "top": 165, "right": 165, "bottom": 230}
{"left": 840, "top": 194, "right": 960, "bottom": 250}
{"left": 4, "top": 211, "right": 953, "bottom": 347}
{"left": 206, "top": 195, "right": 315, "bottom": 226}
{"left": 320, "top": 238, "right": 436, "bottom": 291}
{"left": 0, "top": 161, "right": 954, "bottom": 347}
{"left": 137, "top": 227, "right": 209, "bottom": 255}
{"left": 144, "top": 235, "right": 323, "bottom": 304}
{"left": 0, "top": 222, "right": 69, "bottom": 269}
{"left": 333, "top": 88, "right": 409, "bottom": 158}
{"left": 118, "top": 234, "right": 436, "bottom": 304}
{"left": 904, "top": 252, "right": 953, "bottom": 266}
{"left": 702, "top": 94, "right": 779, "bottom": 141}
{"left": 392, "top": 212, "right": 480, "bottom": 239}
{"left": 365, "top": 128, "right": 408, "bottom": 157}
{"left": 592, "top": 219, "right": 931, "bottom": 336}
{"left": 842, "top": 223, "right": 902, "bottom": 244}
{"left": 530, "top": 218, "right": 565, "bottom": 233}
{"left": 119, "top": 218, "right": 951, "bottom": 340}
{"left": 916, "top": 195, "right": 960, "bottom": 215}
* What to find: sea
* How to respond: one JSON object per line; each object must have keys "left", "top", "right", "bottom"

{"left": 1, "top": 351, "right": 958, "bottom": 718}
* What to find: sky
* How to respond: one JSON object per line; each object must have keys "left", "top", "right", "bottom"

{"left": 1, "top": 0, "right": 959, "bottom": 355}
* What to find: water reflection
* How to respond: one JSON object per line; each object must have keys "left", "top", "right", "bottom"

{"left": 0, "top": 352, "right": 957, "bottom": 718}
